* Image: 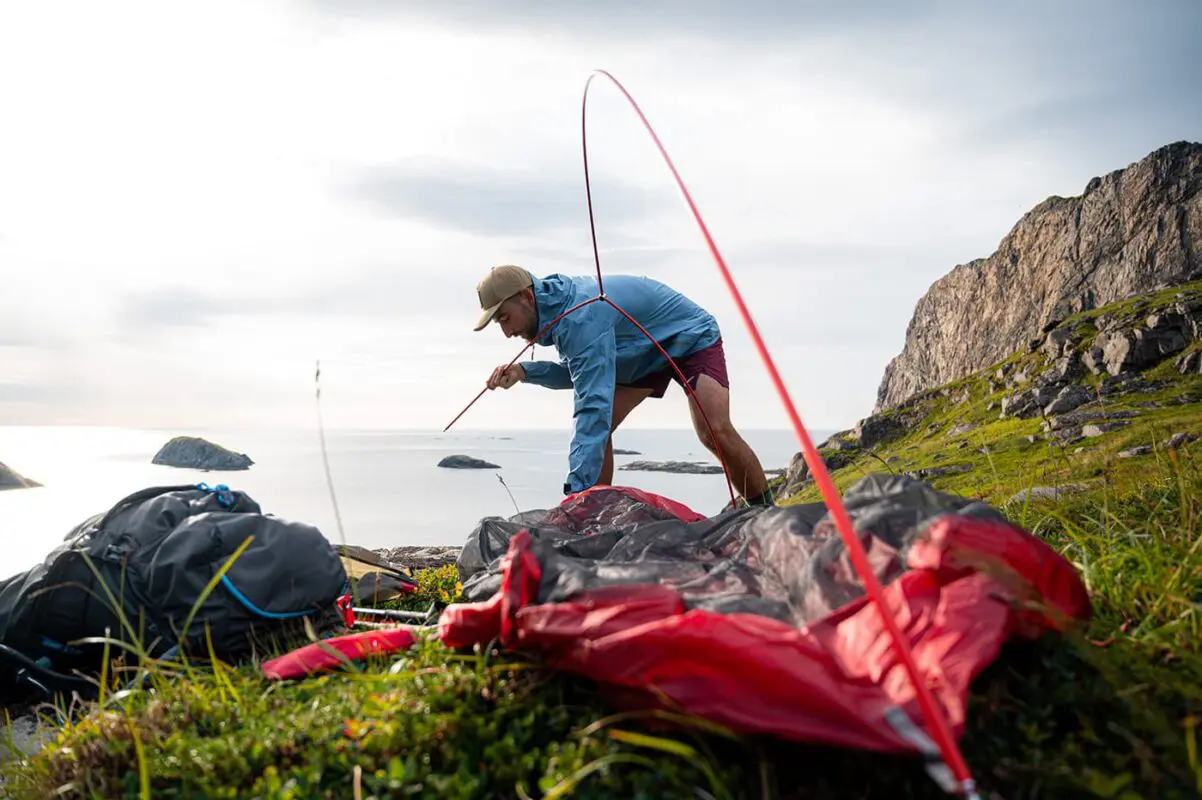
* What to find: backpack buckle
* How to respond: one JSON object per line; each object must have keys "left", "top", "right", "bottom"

{"left": 196, "top": 482, "right": 237, "bottom": 509}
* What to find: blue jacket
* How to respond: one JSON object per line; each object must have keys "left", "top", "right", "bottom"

{"left": 520, "top": 273, "right": 721, "bottom": 493}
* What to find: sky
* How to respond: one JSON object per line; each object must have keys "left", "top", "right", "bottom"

{"left": 1, "top": 0, "right": 1199, "bottom": 434}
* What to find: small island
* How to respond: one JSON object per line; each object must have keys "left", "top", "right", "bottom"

{"left": 0, "top": 461, "right": 41, "bottom": 491}
{"left": 618, "top": 460, "right": 724, "bottom": 475}
{"left": 438, "top": 455, "right": 500, "bottom": 469}
{"left": 613, "top": 448, "right": 641, "bottom": 455}
{"left": 151, "top": 436, "right": 254, "bottom": 471}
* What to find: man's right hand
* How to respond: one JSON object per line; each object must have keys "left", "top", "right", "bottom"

{"left": 486, "top": 363, "right": 526, "bottom": 390}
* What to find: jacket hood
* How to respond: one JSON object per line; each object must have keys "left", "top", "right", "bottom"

{"left": 532, "top": 273, "right": 596, "bottom": 346}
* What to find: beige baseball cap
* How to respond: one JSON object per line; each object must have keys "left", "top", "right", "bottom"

{"left": 474, "top": 264, "right": 534, "bottom": 331}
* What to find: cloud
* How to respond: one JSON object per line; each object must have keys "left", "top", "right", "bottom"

{"left": 3, "top": 0, "right": 1199, "bottom": 436}
{"left": 302, "top": 0, "right": 934, "bottom": 46}
{"left": 0, "top": 332, "right": 37, "bottom": 348}
{"left": 116, "top": 285, "right": 240, "bottom": 332}
{"left": 340, "top": 157, "right": 673, "bottom": 241}
{"left": 0, "top": 381, "right": 56, "bottom": 403}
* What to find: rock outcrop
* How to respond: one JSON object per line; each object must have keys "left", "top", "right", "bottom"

{"left": 773, "top": 449, "right": 857, "bottom": 501}
{"left": 437, "top": 455, "right": 499, "bottom": 469}
{"left": 374, "top": 545, "right": 462, "bottom": 570}
{"left": 151, "top": 436, "right": 254, "bottom": 470}
{"left": 618, "top": 460, "right": 724, "bottom": 475}
{"left": 876, "top": 141, "right": 1202, "bottom": 411}
{"left": 0, "top": 462, "right": 40, "bottom": 491}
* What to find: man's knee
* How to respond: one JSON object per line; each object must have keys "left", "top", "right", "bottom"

{"left": 697, "top": 419, "right": 736, "bottom": 452}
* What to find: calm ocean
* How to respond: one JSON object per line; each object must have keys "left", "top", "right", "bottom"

{"left": 0, "top": 425, "right": 821, "bottom": 578}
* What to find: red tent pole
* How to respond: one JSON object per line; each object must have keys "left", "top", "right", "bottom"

{"left": 581, "top": 68, "right": 979, "bottom": 799}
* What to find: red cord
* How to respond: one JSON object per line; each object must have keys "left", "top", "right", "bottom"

{"left": 443, "top": 292, "right": 738, "bottom": 506}
{"left": 601, "top": 296, "right": 736, "bottom": 505}
{"left": 581, "top": 69, "right": 978, "bottom": 797}
{"left": 443, "top": 297, "right": 601, "bottom": 433}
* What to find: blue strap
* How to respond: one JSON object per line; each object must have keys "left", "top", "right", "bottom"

{"left": 220, "top": 575, "right": 314, "bottom": 619}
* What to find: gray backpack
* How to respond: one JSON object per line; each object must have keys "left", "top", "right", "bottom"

{"left": 0, "top": 483, "right": 348, "bottom": 699}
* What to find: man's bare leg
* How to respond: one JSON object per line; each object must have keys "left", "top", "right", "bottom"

{"left": 687, "top": 374, "right": 771, "bottom": 502}
{"left": 598, "top": 386, "right": 655, "bottom": 485}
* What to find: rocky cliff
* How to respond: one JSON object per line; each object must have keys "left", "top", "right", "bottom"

{"left": 875, "top": 141, "right": 1202, "bottom": 411}
{"left": 775, "top": 278, "right": 1202, "bottom": 505}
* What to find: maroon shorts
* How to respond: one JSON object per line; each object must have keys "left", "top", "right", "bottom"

{"left": 621, "top": 338, "right": 730, "bottom": 398}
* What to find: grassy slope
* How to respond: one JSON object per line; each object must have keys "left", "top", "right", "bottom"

{"left": 783, "top": 280, "right": 1202, "bottom": 508}
{"left": 3, "top": 291, "right": 1202, "bottom": 798}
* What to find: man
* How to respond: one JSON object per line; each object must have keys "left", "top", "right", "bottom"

{"left": 474, "top": 264, "right": 774, "bottom": 506}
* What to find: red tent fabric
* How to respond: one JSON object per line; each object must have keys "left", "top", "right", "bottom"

{"left": 438, "top": 478, "right": 1091, "bottom": 756}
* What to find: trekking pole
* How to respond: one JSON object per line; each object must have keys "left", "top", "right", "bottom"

{"left": 351, "top": 608, "right": 428, "bottom": 621}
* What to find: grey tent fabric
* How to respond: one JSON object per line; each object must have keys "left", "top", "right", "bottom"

{"left": 454, "top": 474, "right": 1009, "bottom": 627}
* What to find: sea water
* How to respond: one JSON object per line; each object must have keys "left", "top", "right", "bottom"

{"left": 0, "top": 425, "right": 821, "bottom": 578}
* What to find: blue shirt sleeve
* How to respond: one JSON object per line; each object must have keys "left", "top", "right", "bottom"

{"left": 558, "top": 321, "right": 616, "bottom": 494}
{"left": 521, "top": 359, "right": 573, "bottom": 389}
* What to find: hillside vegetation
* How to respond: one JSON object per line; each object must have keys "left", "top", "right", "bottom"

{"left": 780, "top": 279, "right": 1202, "bottom": 508}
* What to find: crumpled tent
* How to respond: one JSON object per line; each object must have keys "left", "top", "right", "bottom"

{"left": 439, "top": 474, "right": 1091, "bottom": 762}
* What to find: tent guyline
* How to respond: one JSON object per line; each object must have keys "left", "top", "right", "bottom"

{"left": 444, "top": 68, "right": 981, "bottom": 798}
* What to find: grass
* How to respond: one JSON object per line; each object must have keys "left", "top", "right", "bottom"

{"left": 2, "top": 284, "right": 1201, "bottom": 798}
{"left": 2, "top": 448, "right": 1198, "bottom": 798}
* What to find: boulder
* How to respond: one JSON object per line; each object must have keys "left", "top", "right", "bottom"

{"left": 1041, "top": 327, "right": 1075, "bottom": 359}
{"left": 1082, "top": 422, "right": 1130, "bottom": 438}
{"left": 0, "top": 462, "right": 40, "bottom": 491}
{"left": 1082, "top": 347, "right": 1106, "bottom": 375}
{"left": 1052, "top": 428, "right": 1084, "bottom": 445}
{"left": 1043, "top": 352, "right": 1084, "bottom": 384}
{"left": 1165, "top": 431, "right": 1200, "bottom": 449}
{"left": 438, "top": 455, "right": 500, "bottom": 469}
{"left": 151, "top": 436, "right": 253, "bottom": 471}
{"left": 850, "top": 414, "right": 906, "bottom": 449}
{"left": 1010, "top": 484, "right": 1088, "bottom": 504}
{"left": 905, "top": 463, "right": 973, "bottom": 481}
{"left": 1042, "top": 407, "right": 1137, "bottom": 432}
{"left": 1144, "top": 311, "right": 1191, "bottom": 355}
{"left": 1175, "top": 350, "right": 1202, "bottom": 374}
{"left": 777, "top": 450, "right": 855, "bottom": 499}
{"left": 1097, "top": 314, "right": 1190, "bottom": 376}
{"left": 1118, "top": 445, "right": 1153, "bottom": 458}
{"left": 1098, "top": 372, "right": 1147, "bottom": 396}
{"left": 1000, "top": 386, "right": 1052, "bottom": 418}
{"left": 1043, "top": 384, "right": 1093, "bottom": 416}
{"left": 778, "top": 453, "right": 812, "bottom": 499}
